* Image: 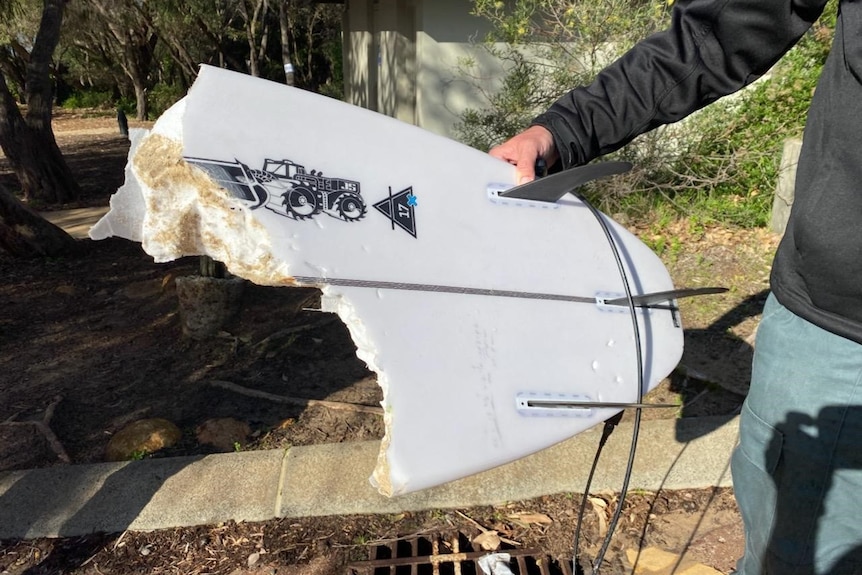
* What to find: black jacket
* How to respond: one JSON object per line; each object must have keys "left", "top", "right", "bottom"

{"left": 533, "top": 0, "right": 862, "bottom": 344}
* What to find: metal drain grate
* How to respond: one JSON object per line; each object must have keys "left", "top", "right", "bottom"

{"left": 347, "top": 531, "right": 573, "bottom": 575}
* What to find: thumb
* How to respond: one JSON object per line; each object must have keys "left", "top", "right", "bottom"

{"left": 515, "top": 154, "right": 538, "bottom": 185}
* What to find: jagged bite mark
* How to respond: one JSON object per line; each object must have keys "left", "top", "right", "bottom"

{"left": 132, "top": 133, "right": 296, "bottom": 287}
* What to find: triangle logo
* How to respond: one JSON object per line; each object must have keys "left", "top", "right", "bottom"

{"left": 374, "top": 187, "right": 417, "bottom": 238}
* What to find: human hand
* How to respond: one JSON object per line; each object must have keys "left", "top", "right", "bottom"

{"left": 489, "top": 125, "right": 558, "bottom": 184}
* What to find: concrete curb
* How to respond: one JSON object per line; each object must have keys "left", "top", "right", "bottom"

{"left": 0, "top": 416, "right": 738, "bottom": 540}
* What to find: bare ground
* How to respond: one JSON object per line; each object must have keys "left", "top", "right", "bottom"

{"left": 0, "top": 110, "right": 782, "bottom": 574}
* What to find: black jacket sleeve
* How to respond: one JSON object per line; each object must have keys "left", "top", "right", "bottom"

{"left": 533, "top": 0, "right": 829, "bottom": 168}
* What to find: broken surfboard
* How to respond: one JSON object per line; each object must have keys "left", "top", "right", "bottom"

{"left": 92, "top": 65, "right": 685, "bottom": 497}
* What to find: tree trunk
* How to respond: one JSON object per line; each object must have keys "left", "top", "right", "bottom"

{"left": 240, "top": 0, "right": 269, "bottom": 77}
{"left": 117, "top": 19, "right": 157, "bottom": 121}
{"left": 0, "top": 74, "right": 80, "bottom": 204}
{"left": 279, "top": 1, "right": 295, "bottom": 86}
{"left": 0, "top": 183, "right": 77, "bottom": 257}
{"left": 134, "top": 83, "right": 148, "bottom": 121}
{"left": 0, "top": 0, "right": 81, "bottom": 205}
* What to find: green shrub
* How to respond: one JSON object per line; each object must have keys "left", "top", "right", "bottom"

{"left": 614, "top": 11, "right": 836, "bottom": 227}
{"left": 148, "top": 82, "right": 186, "bottom": 118}
{"left": 458, "top": 0, "right": 670, "bottom": 152}
{"left": 60, "top": 89, "right": 115, "bottom": 110}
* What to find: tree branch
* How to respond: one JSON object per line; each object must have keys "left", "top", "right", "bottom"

{"left": 209, "top": 380, "right": 383, "bottom": 416}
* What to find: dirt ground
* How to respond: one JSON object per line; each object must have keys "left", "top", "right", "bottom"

{"left": 0, "top": 110, "right": 782, "bottom": 574}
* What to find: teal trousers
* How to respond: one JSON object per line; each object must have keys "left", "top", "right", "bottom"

{"left": 732, "top": 293, "right": 862, "bottom": 574}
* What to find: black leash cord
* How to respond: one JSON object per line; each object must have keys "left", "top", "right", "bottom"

{"left": 572, "top": 193, "right": 646, "bottom": 575}
{"left": 571, "top": 411, "right": 623, "bottom": 574}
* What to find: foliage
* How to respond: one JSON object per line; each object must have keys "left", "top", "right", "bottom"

{"left": 148, "top": 82, "right": 187, "bottom": 118}
{"left": 59, "top": 89, "right": 115, "bottom": 110}
{"left": 458, "top": 0, "right": 671, "bottom": 151}
{"left": 280, "top": 1, "right": 345, "bottom": 96}
{"left": 0, "top": 0, "right": 345, "bottom": 209}
{"left": 461, "top": 0, "right": 838, "bottom": 228}
{"left": 0, "top": 0, "right": 43, "bottom": 101}
{"left": 7, "top": 0, "right": 347, "bottom": 120}
{"left": 457, "top": 51, "right": 555, "bottom": 150}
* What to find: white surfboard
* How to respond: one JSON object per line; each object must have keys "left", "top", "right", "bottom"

{"left": 92, "top": 65, "right": 684, "bottom": 497}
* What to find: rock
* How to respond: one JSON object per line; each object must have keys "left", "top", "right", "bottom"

{"left": 105, "top": 418, "right": 182, "bottom": 461}
{"left": 175, "top": 275, "right": 245, "bottom": 339}
{"left": 196, "top": 418, "right": 251, "bottom": 451}
{"left": 625, "top": 547, "right": 723, "bottom": 575}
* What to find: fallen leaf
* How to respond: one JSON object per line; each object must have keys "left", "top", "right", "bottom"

{"left": 507, "top": 512, "right": 553, "bottom": 525}
{"left": 472, "top": 530, "right": 501, "bottom": 551}
{"left": 590, "top": 499, "right": 608, "bottom": 539}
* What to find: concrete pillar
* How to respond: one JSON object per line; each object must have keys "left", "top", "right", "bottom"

{"left": 394, "top": 0, "right": 417, "bottom": 125}
{"left": 770, "top": 138, "right": 803, "bottom": 235}
{"left": 377, "top": 0, "right": 398, "bottom": 117}
{"left": 376, "top": 0, "right": 417, "bottom": 123}
{"left": 345, "top": 0, "right": 376, "bottom": 110}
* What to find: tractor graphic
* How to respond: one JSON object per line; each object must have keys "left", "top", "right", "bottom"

{"left": 185, "top": 157, "right": 367, "bottom": 222}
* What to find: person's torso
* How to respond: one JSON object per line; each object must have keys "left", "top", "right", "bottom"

{"left": 772, "top": 0, "right": 862, "bottom": 343}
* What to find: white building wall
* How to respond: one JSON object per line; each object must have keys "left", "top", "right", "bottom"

{"left": 345, "top": 0, "right": 509, "bottom": 143}
{"left": 415, "top": 0, "right": 507, "bottom": 140}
